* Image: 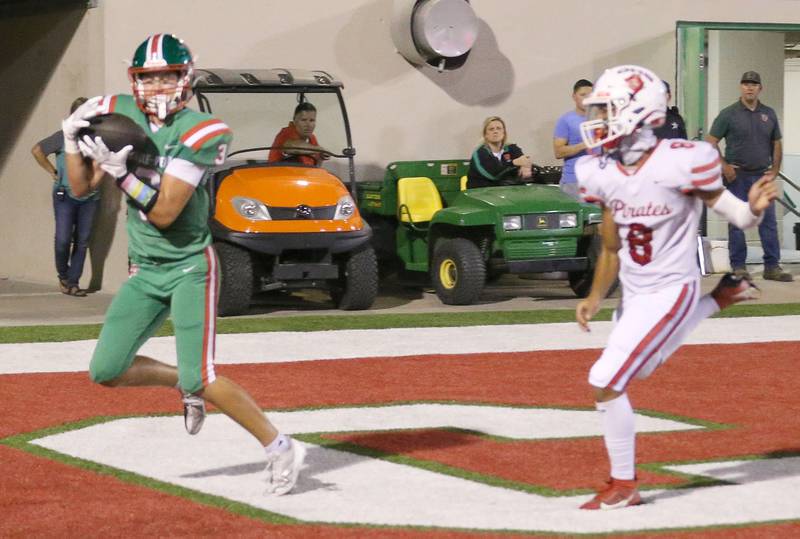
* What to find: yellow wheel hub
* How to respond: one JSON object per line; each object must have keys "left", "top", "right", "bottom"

{"left": 439, "top": 259, "right": 457, "bottom": 289}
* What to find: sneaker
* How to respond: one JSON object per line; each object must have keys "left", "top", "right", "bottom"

{"left": 265, "top": 438, "right": 306, "bottom": 496}
{"left": 763, "top": 266, "right": 794, "bottom": 282}
{"left": 732, "top": 267, "right": 751, "bottom": 280}
{"left": 711, "top": 272, "right": 761, "bottom": 309}
{"left": 580, "top": 477, "right": 642, "bottom": 510}
{"left": 181, "top": 392, "right": 206, "bottom": 435}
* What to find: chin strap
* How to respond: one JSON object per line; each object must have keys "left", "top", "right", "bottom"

{"left": 618, "top": 128, "right": 658, "bottom": 166}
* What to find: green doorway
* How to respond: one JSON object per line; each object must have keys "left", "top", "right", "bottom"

{"left": 677, "top": 21, "right": 800, "bottom": 254}
{"left": 677, "top": 21, "right": 800, "bottom": 139}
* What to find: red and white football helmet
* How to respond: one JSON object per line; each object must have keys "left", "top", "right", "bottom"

{"left": 128, "top": 34, "right": 194, "bottom": 120}
{"left": 580, "top": 65, "right": 667, "bottom": 151}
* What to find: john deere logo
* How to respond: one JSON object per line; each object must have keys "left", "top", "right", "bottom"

{"left": 295, "top": 204, "right": 313, "bottom": 219}
{"left": 537, "top": 216, "right": 548, "bottom": 228}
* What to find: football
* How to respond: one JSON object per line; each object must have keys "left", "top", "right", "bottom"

{"left": 77, "top": 113, "right": 159, "bottom": 170}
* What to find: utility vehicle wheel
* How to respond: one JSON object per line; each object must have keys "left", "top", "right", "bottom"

{"left": 214, "top": 242, "right": 254, "bottom": 316}
{"left": 330, "top": 245, "right": 378, "bottom": 310}
{"left": 431, "top": 238, "right": 486, "bottom": 305}
{"left": 568, "top": 234, "right": 618, "bottom": 298}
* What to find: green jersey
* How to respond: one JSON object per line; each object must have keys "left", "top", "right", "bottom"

{"left": 101, "top": 94, "right": 231, "bottom": 263}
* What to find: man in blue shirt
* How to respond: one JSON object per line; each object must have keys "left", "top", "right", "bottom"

{"left": 553, "top": 79, "right": 593, "bottom": 199}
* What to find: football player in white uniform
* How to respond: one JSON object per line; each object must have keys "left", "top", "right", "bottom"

{"left": 574, "top": 65, "right": 778, "bottom": 510}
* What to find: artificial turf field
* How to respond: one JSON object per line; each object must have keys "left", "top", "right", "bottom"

{"left": 1, "top": 309, "right": 799, "bottom": 537}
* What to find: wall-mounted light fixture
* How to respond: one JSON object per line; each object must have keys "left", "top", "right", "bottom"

{"left": 391, "top": 0, "right": 479, "bottom": 72}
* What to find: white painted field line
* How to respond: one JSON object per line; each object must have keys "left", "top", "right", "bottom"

{"left": 1, "top": 316, "right": 798, "bottom": 375}
{"left": 30, "top": 407, "right": 800, "bottom": 533}
{"left": 0, "top": 292, "right": 63, "bottom": 298}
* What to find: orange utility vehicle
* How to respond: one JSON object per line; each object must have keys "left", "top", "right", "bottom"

{"left": 194, "top": 68, "right": 377, "bottom": 315}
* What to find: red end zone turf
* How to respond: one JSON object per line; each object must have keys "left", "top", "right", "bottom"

{"left": 1, "top": 341, "right": 798, "bottom": 537}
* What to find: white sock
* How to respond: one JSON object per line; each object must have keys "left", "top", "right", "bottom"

{"left": 264, "top": 433, "right": 290, "bottom": 454}
{"left": 693, "top": 294, "right": 720, "bottom": 320}
{"left": 597, "top": 393, "right": 636, "bottom": 480}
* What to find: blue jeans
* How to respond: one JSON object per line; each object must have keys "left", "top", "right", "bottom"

{"left": 727, "top": 169, "right": 780, "bottom": 269}
{"left": 559, "top": 181, "right": 580, "bottom": 200}
{"left": 53, "top": 191, "right": 98, "bottom": 287}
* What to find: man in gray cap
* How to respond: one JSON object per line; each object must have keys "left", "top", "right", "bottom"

{"left": 706, "top": 70, "right": 792, "bottom": 281}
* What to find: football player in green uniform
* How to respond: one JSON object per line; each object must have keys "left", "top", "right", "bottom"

{"left": 61, "top": 33, "right": 305, "bottom": 496}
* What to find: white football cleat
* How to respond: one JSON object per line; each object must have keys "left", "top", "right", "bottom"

{"left": 181, "top": 392, "right": 206, "bottom": 435}
{"left": 265, "top": 438, "right": 306, "bottom": 496}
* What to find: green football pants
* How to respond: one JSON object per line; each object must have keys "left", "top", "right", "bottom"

{"left": 89, "top": 246, "right": 219, "bottom": 393}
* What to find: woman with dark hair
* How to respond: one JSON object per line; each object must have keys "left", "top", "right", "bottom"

{"left": 466, "top": 116, "right": 532, "bottom": 189}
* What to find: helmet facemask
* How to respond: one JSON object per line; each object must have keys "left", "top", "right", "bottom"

{"left": 580, "top": 97, "right": 630, "bottom": 151}
{"left": 129, "top": 65, "right": 193, "bottom": 120}
{"left": 579, "top": 66, "right": 667, "bottom": 161}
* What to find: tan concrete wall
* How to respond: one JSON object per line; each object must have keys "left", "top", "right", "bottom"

{"left": 0, "top": 4, "right": 117, "bottom": 289}
{"left": 3, "top": 0, "right": 800, "bottom": 291}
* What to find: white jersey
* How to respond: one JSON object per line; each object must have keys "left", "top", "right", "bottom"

{"left": 576, "top": 139, "right": 722, "bottom": 295}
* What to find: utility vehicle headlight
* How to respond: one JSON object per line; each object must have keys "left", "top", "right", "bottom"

{"left": 503, "top": 215, "right": 522, "bottom": 231}
{"left": 587, "top": 212, "right": 602, "bottom": 225}
{"left": 232, "top": 196, "right": 271, "bottom": 221}
{"left": 559, "top": 213, "right": 577, "bottom": 228}
{"left": 333, "top": 195, "right": 356, "bottom": 220}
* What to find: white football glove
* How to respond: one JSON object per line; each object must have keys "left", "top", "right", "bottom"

{"left": 78, "top": 135, "right": 133, "bottom": 179}
{"left": 61, "top": 96, "right": 104, "bottom": 153}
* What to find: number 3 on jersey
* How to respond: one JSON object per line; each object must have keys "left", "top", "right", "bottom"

{"left": 627, "top": 222, "right": 653, "bottom": 265}
{"left": 215, "top": 143, "right": 228, "bottom": 165}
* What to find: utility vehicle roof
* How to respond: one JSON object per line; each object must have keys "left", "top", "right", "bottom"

{"left": 193, "top": 68, "right": 343, "bottom": 90}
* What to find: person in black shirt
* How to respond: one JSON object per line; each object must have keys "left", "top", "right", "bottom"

{"left": 467, "top": 116, "right": 532, "bottom": 189}
{"left": 653, "top": 80, "right": 687, "bottom": 140}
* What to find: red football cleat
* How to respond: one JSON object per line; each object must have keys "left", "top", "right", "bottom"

{"left": 580, "top": 477, "right": 642, "bottom": 510}
{"left": 711, "top": 272, "right": 760, "bottom": 309}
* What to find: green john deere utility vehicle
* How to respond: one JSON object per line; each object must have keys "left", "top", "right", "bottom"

{"left": 357, "top": 160, "right": 605, "bottom": 305}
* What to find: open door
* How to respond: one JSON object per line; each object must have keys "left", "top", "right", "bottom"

{"left": 677, "top": 21, "right": 800, "bottom": 253}
{"left": 676, "top": 23, "right": 707, "bottom": 140}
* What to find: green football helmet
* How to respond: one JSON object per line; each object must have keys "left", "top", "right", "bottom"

{"left": 128, "top": 33, "right": 194, "bottom": 120}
